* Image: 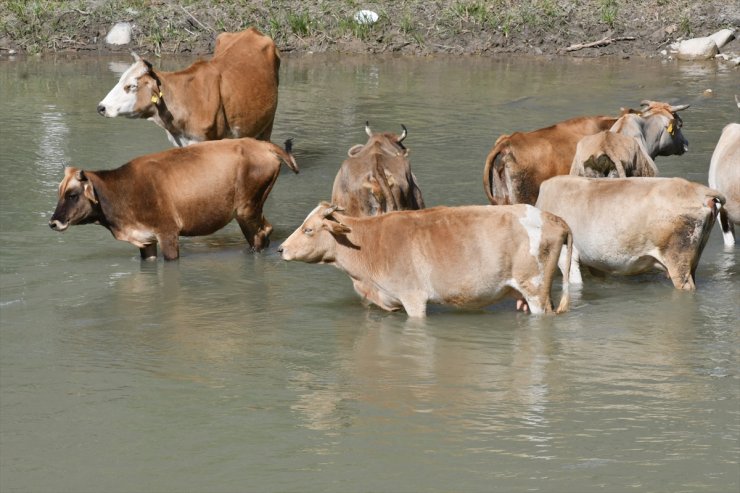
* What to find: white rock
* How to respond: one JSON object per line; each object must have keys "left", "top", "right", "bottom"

{"left": 708, "top": 28, "right": 736, "bottom": 50}
{"left": 106, "top": 22, "right": 132, "bottom": 46}
{"left": 354, "top": 10, "right": 379, "bottom": 25}
{"left": 677, "top": 37, "right": 719, "bottom": 60}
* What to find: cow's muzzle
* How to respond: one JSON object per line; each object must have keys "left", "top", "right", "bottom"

{"left": 49, "top": 219, "right": 69, "bottom": 232}
{"left": 97, "top": 104, "right": 107, "bottom": 116}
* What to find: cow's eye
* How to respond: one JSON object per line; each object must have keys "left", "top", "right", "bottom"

{"left": 124, "top": 83, "right": 137, "bottom": 93}
{"left": 303, "top": 227, "right": 314, "bottom": 236}
{"left": 68, "top": 192, "right": 79, "bottom": 200}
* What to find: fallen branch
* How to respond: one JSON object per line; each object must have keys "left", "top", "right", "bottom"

{"left": 179, "top": 6, "right": 215, "bottom": 33}
{"left": 563, "top": 36, "right": 636, "bottom": 52}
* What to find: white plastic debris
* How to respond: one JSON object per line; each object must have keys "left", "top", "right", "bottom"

{"left": 105, "top": 22, "right": 132, "bottom": 46}
{"left": 354, "top": 10, "right": 379, "bottom": 25}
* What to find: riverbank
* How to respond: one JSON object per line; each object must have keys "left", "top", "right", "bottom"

{"left": 1, "top": 0, "right": 738, "bottom": 58}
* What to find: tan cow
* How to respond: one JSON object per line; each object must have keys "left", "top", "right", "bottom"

{"left": 278, "top": 203, "right": 572, "bottom": 317}
{"left": 570, "top": 101, "right": 689, "bottom": 178}
{"left": 483, "top": 114, "right": 618, "bottom": 205}
{"left": 708, "top": 122, "right": 740, "bottom": 246}
{"left": 331, "top": 123, "right": 425, "bottom": 216}
{"left": 49, "top": 138, "right": 298, "bottom": 259}
{"left": 535, "top": 176, "right": 723, "bottom": 290}
{"left": 97, "top": 28, "right": 280, "bottom": 147}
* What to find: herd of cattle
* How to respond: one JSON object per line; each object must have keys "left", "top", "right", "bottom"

{"left": 48, "top": 28, "right": 740, "bottom": 317}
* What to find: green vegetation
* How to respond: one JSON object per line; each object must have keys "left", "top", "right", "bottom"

{"left": 0, "top": 0, "right": 729, "bottom": 56}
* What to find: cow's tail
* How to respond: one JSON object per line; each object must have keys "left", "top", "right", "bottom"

{"left": 556, "top": 225, "right": 573, "bottom": 314}
{"left": 273, "top": 138, "right": 299, "bottom": 174}
{"left": 374, "top": 161, "right": 399, "bottom": 213}
{"left": 483, "top": 136, "right": 510, "bottom": 205}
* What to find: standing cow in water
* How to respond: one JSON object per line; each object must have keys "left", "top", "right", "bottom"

{"left": 708, "top": 122, "right": 740, "bottom": 245}
{"left": 49, "top": 138, "right": 298, "bottom": 259}
{"left": 570, "top": 101, "right": 690, "bottom": 178}
{"left": 97, "top": 28, "right": 280, "bottom": 147}
{"left": 279, "top": 203, "right": 572, "bottom": 317}
{"left": 331, "top": 123, "right": 425, "bottom": 216}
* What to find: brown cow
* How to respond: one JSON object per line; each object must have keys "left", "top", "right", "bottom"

{"left": 570, "top": 101, "right": 689, "bottom": 178}
{"left": 331, "top": 123, "right": 425, "bottom": 216}
{"left": 535, "top": 176, "right": 723, "bottom": 290}
{"left": 97, "top": 28, "right": 280, "bottom": 147}
{"left": 483, "top": 114, "right": 618, "bottom": 205}
{"left": 278, "top": 202, "right": 572, "bottom": 317}
{"left": 49, "top": 138, "right": 298, "bottom": 260}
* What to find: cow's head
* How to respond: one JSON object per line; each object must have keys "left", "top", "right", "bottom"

{"left": 639, "top": 100, "right": 690, "bottom": 157}
{"left": 97, "top": 53, "right": 163, "bottom": 119}
{"left": 278, "top": 202, "right": 351, "bottom": 263}
{"left": 347, "top": 122, "right": 409, "bottom": 158}
{"left": 49, "top": 167, "right": 101, "bottom": 232}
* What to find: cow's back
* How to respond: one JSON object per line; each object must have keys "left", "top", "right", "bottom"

{"left": 211, "top": 28, "right": 280, "bottom": 140}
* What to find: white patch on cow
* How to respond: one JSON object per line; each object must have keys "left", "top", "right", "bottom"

{"left": 116, "top": 227, "right": 157, "bottom": 248}
{"left": 98, "top": 61, "right": 148, "bottom": 117}
{"left": 519, "top": 205, "right": 544, "bottom": 288}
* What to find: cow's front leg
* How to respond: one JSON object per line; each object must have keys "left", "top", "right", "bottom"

{"left": 400, "top": 295, "right": 427, "bottom": 318}
{"left": 139, "top": 244, "right": 157, "bottom": 260}
{"left": 157, "top": 234, "right": 180, "bottom": 260}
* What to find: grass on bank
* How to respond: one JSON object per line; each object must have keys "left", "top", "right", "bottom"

{"left": 0, "top": 0, "right": 704, "bottom": 55}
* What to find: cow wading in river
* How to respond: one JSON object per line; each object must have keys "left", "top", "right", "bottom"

{"left": 483, "top": 113, "right": 618, "bottom": 205}
{"left": 278, "top": 202, "right": 572, "bottom": 317}
{"left": 708, "top": 122, "right": 740, "bottom": 246}
{"left": 570, "top": 101, "right": 690, "bottom": 178}
{"left": 49, "top": 138, "right": 298, "bottom": 260}
{"left": 331, "top": 123, "right": 425, "bottom": 216}
{"left": 97, "top": 28, "right": 280, "bottom": 147}
{"left": 535, "top": 176, "right": 723, "bottom": 290}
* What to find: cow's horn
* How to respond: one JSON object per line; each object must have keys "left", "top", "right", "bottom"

{"left": 131, "top": 52, "right": 142, "bottom": 62}
{"left": 322, "top": 204, "right": 345, "bottom": 217}
{"left": 669, "top": 104, "right": 690, "bottom": 112}
{"left": 365, "top": 121, "right": 372, "bottom": 137}
{"left": 398, "top": 124, "right": 408, "bottom": 143}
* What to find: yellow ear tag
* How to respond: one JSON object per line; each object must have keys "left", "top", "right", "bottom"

{"left": 151, "top": 92, "right": 162, "bottom": 104}
{"left": 667, "top": 122, "right": 674, "bottom": 135}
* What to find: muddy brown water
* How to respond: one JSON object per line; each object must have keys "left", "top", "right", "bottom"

{"left": 1, "top": 53, "right": 738, "bottom": 493}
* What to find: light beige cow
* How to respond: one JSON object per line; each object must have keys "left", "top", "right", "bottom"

{"left": 708, "top": 122, "right": 740, "bottom": 246}
{"left": 535, "top": 176, "right": 723, "bottom": 290}
{"left": 278, "top": 203, "right": 572, "bottom": 317}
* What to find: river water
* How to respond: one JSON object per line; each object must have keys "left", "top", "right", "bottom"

{"left": 1, "top": 53, "right": 738, "bottom": 493}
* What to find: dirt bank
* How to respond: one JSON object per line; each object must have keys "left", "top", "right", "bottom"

{"left": 1, "top": 1, "right": 738, "bottom": 58}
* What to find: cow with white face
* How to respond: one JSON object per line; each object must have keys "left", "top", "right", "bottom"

{"left": 278, "top": 202, "right": 572, "bottom": 317}
{"left": 97, "top": 28, "right": 280, "bottom": 147}
{"left": 708, "top": 123, "right": 740, "bottom": 246}
{"left": 535, "top": 176, "right": 723, "bottom": 290}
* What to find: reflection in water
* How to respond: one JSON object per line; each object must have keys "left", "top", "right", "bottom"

{"left": 37, "top": 106, "right": 69, "bottom": 189}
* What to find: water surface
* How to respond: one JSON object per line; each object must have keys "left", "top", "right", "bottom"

{"left": 1, "top": 53, "right": 738, "bottom": 493}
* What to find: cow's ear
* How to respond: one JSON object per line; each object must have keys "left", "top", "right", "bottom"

{"left": 76, "top": 171, "right": 98, "bottom": 204}
{"left": 322, "top": 219, "right": 351, "bottom": 236}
